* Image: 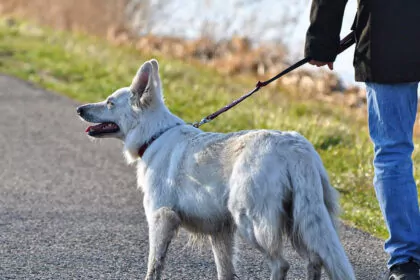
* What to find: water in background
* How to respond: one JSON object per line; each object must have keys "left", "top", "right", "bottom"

{"left": 126, "top": 0, "right": 358, "bottom": 86}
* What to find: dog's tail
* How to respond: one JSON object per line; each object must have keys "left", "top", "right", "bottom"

{"left": 290, "top": 151, "right": 355, "bottom": 280}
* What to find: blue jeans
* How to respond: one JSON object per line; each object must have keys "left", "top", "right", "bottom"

{"left": 366, "top": 82, "right": 420, "bottom": 268}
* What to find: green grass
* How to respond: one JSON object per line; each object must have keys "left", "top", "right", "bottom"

{"left": 1, "top": 18, "right": 419, "bottom": 239}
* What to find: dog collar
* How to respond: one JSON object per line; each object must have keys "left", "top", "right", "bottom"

{"left": 138, "top": 124, "right": 182, "bottom": 158}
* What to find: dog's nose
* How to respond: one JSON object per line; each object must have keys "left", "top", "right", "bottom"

{"left": 76, "top": 106, "right": 84, "bottom": 116}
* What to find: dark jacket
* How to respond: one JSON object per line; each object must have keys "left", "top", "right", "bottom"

{"left": 305, "top": 0, "right": 420, "bottom": 83}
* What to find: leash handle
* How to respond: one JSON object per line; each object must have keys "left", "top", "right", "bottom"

{"left": 193, "top": 31, "right": 356, "bottom": 128}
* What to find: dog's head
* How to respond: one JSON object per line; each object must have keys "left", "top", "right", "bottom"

{"left": 76, "top": 59, "right": 164, "bottom": 141}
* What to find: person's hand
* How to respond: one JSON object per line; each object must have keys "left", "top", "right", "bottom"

{"left": 309, "top": 60, "right": 334, "bottom": 70}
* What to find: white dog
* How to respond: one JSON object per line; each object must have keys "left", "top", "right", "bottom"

{"left": 77, "top": 59, "right": 355, "bottom": 280}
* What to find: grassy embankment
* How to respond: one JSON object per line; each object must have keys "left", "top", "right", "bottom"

{"left": 1, "top": 18, "right": 419, "bottom": 239}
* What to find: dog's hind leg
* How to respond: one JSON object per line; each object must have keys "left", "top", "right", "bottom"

{"left": 145, "top": 207, "right": 181, "bottom": 280}
{"left": 306, "top": 255, "right": 322, "bottom": 280}
{"left": 266, "top": 251, "right": 290, "bottom": 280}
{"left": 290, "top": 237, "right": 322, "bottom": 280}
{"left": 233, "top": 212, "right": 289, "bottom": 280}
{"left": 209, "top": 226, "right": 235, "bottom": 280}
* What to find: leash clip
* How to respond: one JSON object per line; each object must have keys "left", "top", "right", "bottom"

{"left": 192, "top": 118, "right": 210, "bottom": 128}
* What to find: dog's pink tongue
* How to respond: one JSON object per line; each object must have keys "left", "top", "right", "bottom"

{"left": 85, "top": 126, "right": 93, "bottom": 133}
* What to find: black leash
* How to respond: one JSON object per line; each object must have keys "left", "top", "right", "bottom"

{"left": 192, "top": 31, "right": 356, "bottom": 128}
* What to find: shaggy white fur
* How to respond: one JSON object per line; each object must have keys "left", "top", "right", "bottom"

{"left": 77, "top": 59, "right": 355, "bottom": 280}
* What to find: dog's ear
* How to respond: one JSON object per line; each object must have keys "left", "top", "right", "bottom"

{"left": 149, "top": 59, "right": 162, "bottom": 93}
{"left": 150, "top": 59, "right": 159, "bottom": 73}
{"left": 130, "top": 61, "right": 152, "bottom": 107}
{"left": 130, "top": 61, "right": 158, "bottom": 108}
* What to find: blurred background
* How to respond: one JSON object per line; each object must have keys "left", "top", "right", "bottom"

{"left": 0, "top": 0, "right": 366, "bottom": 107}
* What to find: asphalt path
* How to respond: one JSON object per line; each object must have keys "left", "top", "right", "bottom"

{"left": 0, "top": 74, "right": 388, "bottom": 279}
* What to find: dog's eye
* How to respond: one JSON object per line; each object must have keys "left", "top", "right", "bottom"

{"left": 106, "top": 100, "right": 114, "bottom": 108}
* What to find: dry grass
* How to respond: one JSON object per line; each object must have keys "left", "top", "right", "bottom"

{"left": 0, "top": 0, "right": 126, "bottom": 35}
{"left": 0, "top": 0, "right": 370, "bottom": 109}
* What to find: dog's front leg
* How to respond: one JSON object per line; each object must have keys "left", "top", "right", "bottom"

{"left": 209, "top": 228, "right": 235, "bottom": 280}
{"left": 145, "top": 207, "right": 181, "bottom": 280}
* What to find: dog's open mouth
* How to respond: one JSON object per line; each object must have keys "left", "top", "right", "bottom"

{"left": 85, "top": 122, "right": 120, "bottom": 136}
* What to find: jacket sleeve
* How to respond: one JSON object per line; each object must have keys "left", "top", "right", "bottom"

{"left": 305, "top": 0, "right": 348, "bottom": 62}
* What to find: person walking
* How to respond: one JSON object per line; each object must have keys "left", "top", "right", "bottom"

{"left": 304, "top": 0, "right": 420, "bottom": 279}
